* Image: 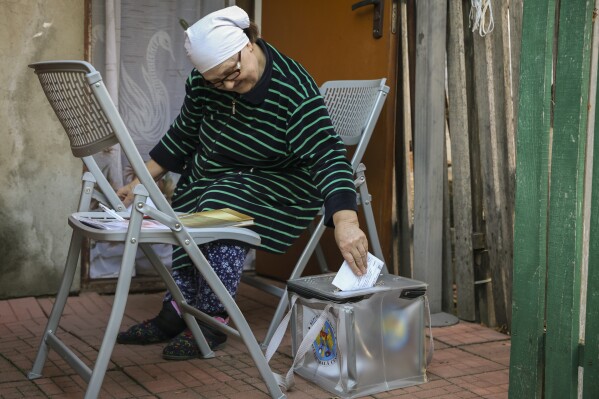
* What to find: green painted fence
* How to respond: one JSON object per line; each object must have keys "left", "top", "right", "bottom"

{"left": 509, "top": 0, "right": 599, "bottom": 398}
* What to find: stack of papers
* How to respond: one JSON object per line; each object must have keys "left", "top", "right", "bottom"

{"left": 74, "top": 215, "right": 164, "bottom": 230}
{"left": 75, "top": 208, "right": 254, "bottom": 230}
{"left": 178, "top": 208, "right": 254, "bottom": 228}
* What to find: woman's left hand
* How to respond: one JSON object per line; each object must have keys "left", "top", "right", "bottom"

{"left": 333, "top": 210, "right": 369, "bottom": 276}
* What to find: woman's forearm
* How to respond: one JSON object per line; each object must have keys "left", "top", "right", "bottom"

{"left": 129, "top": 159, "right": 167, "bottom": 186}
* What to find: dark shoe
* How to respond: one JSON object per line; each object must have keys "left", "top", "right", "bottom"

{"left": 162, "top": 323, "right": 227, "bottom": 360}
{"left": 117, "top": 301, "right": 186, "bottom": 345}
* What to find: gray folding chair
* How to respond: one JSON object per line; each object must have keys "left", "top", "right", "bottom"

{"left": 27, "top": 60, "right": 286, "bottom": 399}
{"left": 252, "top": 78, "right": 390, "bottom": 348}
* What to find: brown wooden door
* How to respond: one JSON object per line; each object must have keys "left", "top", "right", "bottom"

{"left": 256, "top": 0, "right": 398, "bottom": 279}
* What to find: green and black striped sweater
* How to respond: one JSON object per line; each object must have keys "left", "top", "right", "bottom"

{"left": 150, "top": 39, "right": 357, "bottom": 255}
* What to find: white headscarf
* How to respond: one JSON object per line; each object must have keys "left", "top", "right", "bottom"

{"left": 184, "top": 6, "right": 250, "bottom": 73}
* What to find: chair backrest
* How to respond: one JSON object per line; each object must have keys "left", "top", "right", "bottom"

{"left": 30, "top": 61, "right": 119, "bottom": 158}
{"left": 320, "top": 79, "right": 389, "bottom": 171}
{"left": 29, "top": 60, "right": 174, "bottom": 218}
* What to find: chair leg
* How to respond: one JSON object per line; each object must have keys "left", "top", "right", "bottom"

{"left": 230, "top": 308, "right": 286, "bottom": 398}
{"left": 306, "top": 221, "right": 329, "bottom": 273}
{"left": 262, "top": 291, "right": 291, "bottom": 351}
{"left": 182, "top": 246, "right": 286, "bottom": 399}
{"left": 215, "top": 289, "right": 286, "bottom": 399}
{"left": 357, "top": 169, "right": 387, "bottom": 270}
{"left": 84, "top": 232, "right": 139, "bottom": 399}
{"left": 29, "top": 230, "right": 84, "bottom": 379}
{"left": 77, "top": 174, "right": 96, "bottom": 212}
{"left": 314, "top": 242, "right": 329, "bottom": 273}
{"left": 261, "top": 220, "right": 327, "bottom": 349}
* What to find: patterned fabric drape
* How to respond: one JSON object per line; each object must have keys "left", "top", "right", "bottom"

{"left": 89, "top": 0, "right": 228, "bottom": 278}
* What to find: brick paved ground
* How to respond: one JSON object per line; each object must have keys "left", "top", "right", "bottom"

{"left": 0, "top": 283, "right": 510, "bottom": 398}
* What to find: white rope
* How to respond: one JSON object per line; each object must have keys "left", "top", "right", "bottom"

{"left": 470, "top": 0, "right": 494, "bottom": 37}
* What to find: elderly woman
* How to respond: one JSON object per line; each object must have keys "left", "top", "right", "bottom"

{"left": 116, "top": 6, "right": 369, "bottom": 360}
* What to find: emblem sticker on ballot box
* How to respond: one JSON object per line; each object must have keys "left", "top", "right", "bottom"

{"left": 309, "top": 315, "right": 338, "bottom": 366}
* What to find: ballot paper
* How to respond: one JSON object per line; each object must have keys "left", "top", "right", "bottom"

{"left": 332, "top": 252, "right": 385, "bottom": 291}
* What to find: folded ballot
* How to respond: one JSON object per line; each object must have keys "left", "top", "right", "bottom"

{"left": 332, "top": 252, "right": 385, "bottom": 291}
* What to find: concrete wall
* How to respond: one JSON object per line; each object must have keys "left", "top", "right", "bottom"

{"left": 0, "top": 0, "right": 85, "bottom": 298}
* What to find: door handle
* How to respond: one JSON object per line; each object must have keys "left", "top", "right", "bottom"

{"left": 351, "top": 0, "right": 384, "bottom": 39}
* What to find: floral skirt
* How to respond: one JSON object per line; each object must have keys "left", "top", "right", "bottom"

{"left": 163, "top": 242, "right": 248, "bottom": 315}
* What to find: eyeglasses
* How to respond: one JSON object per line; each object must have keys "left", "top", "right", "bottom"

{"left": 204, "top": 51, "right": 242, "bottom": 88}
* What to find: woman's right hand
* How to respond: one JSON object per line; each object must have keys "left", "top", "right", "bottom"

{"left": 116, "top": 180, "right": 139, "bottom": 207}
{"left": 116, "top": 159, "right": 167, "bottom": 207}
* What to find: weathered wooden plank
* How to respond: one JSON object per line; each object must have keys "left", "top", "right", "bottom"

{"left": 413, "top": 0, "right": 448, "bottom": 313}
{"left": 442, "top": 116, "right": 454, "bottom": 314}
{"left": 470, "top": 0, "right": 516, "bottom": 330}
{"left": 509, "top": 0, "right": 523, "bottom": 140}
{"left": 472, "top": 37, "right": 509, "bottom": 327}
{"left": 486, "top": 0, "right": 515, "bottom": 330}
{"left": 471, "top": 2, "right": 511, "bottom": 330}
{"left": 495, "top": 0, "right": 517, "bottom": 258}
{"left": 545, "top": 1, "right": 594, "bottom": 397}
{"left": 396, "top": 0, "right": 414, "bottom": 278}
{"left": 447, "top": 0, "right": 475, "bottom": 321}
{"left": 508, "top": 0, "right": 557, "bottom": 397}
{"left": 583, "top": 8, "right": 599, "bottom": 397}
{"left": 461, "top": 1, "right": 494, "bottom": 327}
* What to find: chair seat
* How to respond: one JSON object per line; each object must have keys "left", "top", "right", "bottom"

{"left": 69, "top": 212, "right": 261, "bottom": 246}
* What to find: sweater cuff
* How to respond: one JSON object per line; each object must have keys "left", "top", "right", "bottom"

{"left": 149, "top": 142, "right": 186, "bottom": 174}
{"left": 323, "top": 191, "right": 358, "bottom": 227}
